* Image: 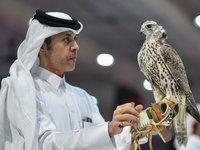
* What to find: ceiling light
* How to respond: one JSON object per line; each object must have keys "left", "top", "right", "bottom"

{"left": 143, "top": 79, "right": 152, "bottom": 91}
{"left": 194, "top": 15, "right": 200, "bottom": 28}
{"left": 96, "top": 53, "right": 114, "bottom": 67}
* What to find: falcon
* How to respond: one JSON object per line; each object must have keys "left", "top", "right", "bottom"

{"left": 138, "top": 20, "right": 200, "bottom": 147}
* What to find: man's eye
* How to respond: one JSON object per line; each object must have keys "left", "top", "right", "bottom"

{"left": 64, "top": 38, "right": 69, "bottom": 41}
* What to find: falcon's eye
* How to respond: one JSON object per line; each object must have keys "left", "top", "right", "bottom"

{"left": 147, "top": 24, "right": 152, "bottom": 28}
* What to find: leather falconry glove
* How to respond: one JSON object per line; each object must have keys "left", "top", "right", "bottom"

{"left": 129, "top": 99, "right": 179, "bottom": 150}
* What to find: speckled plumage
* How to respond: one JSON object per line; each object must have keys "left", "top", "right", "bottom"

{"left": 138, "top": 20, "right": 200, "bottom": 147}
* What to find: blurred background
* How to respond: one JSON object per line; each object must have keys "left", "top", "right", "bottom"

{"left": 1, "top": 0, "right": 200, "bottom": 149}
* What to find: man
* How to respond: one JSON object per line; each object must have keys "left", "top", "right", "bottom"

{"left": 0, "top": 9, "right": 147, "bottom": 150}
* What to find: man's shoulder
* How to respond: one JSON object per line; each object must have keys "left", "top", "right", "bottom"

{"left": 65, "top": 82, "right": 90, "bottom": 96}
{"left": 0, "top": 77, "right": 11, "bottom": 91}
{"left": 65, "top": 82, "right": 85, "bottom": 92}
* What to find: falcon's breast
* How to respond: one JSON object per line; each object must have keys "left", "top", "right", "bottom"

{"left": 138, "top": 41, "right": 181, "bottom": 96}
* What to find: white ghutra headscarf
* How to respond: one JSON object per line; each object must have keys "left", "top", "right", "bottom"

{"left": 0, "top": 10, "right": 83, "bottom": 150}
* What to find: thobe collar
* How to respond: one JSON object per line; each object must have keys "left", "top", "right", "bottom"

{"left": 35, "top": 66, "right": 66, "bottom": 91}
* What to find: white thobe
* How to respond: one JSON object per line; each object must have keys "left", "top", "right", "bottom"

{"left": 33, "top": 66, "right": 147, "bottom": 150}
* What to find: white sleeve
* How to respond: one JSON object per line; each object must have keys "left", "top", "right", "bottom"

{"left": 37, "top": 100, "right": 116, "bottom": 150}
{"left": 111, "top": 126, "right": 148, "bottom": 150}
{"left": 37, "top": 104, "right": 147, "bottom": 150}
{"left": 35, "top": 84, "right": 147, "bottom": 150}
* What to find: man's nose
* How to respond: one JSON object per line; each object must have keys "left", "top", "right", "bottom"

{"left": 70, "top": 41, "right": 79, "bottom": 52}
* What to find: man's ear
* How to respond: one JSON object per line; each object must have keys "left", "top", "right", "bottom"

{"left": 39, "top": 42, "right": 47, "bottom": 54}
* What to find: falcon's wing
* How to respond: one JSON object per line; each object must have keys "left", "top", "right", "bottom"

{"left": 159, "top": 43, "right": 190, "bottom": 92}
{"left": 159, "top": 43, "right": 200, "bottom": 122}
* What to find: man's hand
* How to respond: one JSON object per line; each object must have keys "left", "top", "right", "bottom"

{"left": 108, "top": 103, "right": 143, "bottom": 137}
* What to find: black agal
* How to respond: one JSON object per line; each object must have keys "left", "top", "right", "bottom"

{"left": 33, "top": 9, "right": 81, "bottom": 30}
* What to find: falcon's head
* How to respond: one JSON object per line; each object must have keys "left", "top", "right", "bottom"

{"left": 140, "top": 20, "right": 160, "bottom": 37}
{"left": 140, "top": 20, "right": 169, "bottom": 42}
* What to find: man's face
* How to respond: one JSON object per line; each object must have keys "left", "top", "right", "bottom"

{"left": 40, "top": 31, "right": 79, "bottom": 76}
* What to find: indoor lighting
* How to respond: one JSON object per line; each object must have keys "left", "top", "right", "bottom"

{"left": 96, "top": 53, "right": 114, "bottom": 67}
{"left": 143, "top": 79, "right": 152, "bottom": 91}
{"left": 194, "top": 15, "right": 200, "bottom": 28}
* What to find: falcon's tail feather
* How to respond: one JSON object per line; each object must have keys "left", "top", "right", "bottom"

{"left": 173, "top": 100, "right": 187, "bottom": 147}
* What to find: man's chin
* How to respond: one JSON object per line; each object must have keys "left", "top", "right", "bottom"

{"left": 65, "top": 66, "right": 75, "bottom": 72}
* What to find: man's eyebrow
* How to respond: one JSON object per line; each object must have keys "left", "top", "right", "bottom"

{"left": 63, "top": 33, "right": 78, "bottom": 38}
{"left": 63, "top": 33, "right": 72, "bottom": 37}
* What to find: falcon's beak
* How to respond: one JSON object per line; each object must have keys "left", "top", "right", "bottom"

{"left": 140, "top": 28, "right": 144, "bottom": 35}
